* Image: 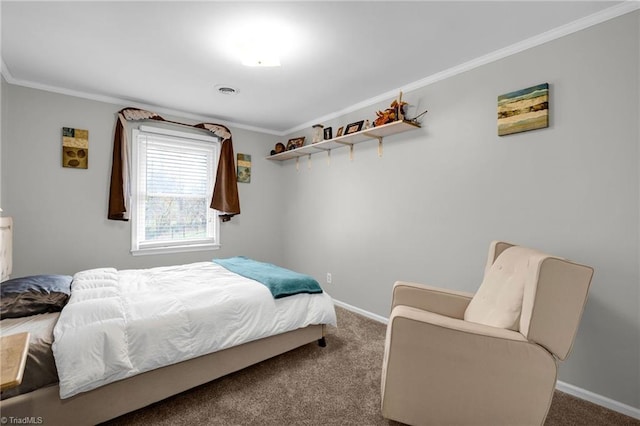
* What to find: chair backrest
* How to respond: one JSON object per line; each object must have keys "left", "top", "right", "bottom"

{"left": 485, "top": 241, "right": 593, "bottom": 360}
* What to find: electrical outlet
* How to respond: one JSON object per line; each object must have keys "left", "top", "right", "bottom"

{"left": 326, "top": 273, "right": 332, "bottom": 284}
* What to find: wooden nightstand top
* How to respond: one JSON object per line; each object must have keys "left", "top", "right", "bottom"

{"left": 1, "top": 332, "right": 30, "bottom": 390}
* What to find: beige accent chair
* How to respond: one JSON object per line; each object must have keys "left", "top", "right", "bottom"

{"left": 381, "top": 241, "right": 593, "bottom": 426}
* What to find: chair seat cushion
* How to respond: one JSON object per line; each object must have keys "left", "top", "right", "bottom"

{"left": 464, "top": 246, "right": 543, "bottom": 330}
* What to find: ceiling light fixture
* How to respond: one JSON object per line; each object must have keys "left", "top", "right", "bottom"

{"left": 242, "top": 56, "right": 281, "bottom": 68}
{"left": 238, "top": 35, "right": 282, "bottom": 67}
{"left": 226, "top": 18, "right": 291, "bottom": 67}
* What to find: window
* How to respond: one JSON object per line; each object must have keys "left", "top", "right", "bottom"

{"left": 131, "top": 126, "right": 220, "bottom": 255}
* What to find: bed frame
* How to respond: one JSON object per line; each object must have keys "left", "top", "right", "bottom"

{"left": 0, "top": 217, "right": 327, "bottom": 425}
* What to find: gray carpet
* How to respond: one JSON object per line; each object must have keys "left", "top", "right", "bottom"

{"left": 104, "top": 307, "right": 639, "bottom": 425}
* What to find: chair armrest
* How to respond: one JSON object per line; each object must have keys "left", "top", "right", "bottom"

{"left": 389, "top": 305, "right": 526, "bottom": 342}
{"left": 392, "top": 281, "right": 474, "bottom": 319}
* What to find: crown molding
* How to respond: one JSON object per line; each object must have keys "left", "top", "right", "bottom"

{"left": 283, "top": 1, "right": 640, "bottom": 136}
{"left": 3, "top": 2, "right": 638, "bottom": 138}
{"left": 0, "top": 59, "right": 281, "bottom": 136}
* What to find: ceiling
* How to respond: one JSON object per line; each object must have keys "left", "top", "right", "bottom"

{"left": 0, "top": 1, "right": 630, "bottom": 135}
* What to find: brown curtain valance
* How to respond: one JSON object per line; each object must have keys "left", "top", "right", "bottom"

{"left": 108, "top": 107, "right": 240, "bottom": 222}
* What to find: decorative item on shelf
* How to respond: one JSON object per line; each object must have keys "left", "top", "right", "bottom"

{"left": 407, "top": 109, "right": 428, "bottom": 125}
{"left": 287, "top": 137, "right": 305, "bottom": 150}
{"left": 62, "top": 127, "right": 89, "bottom": 169}
{"left": 336, "top": 126, "right": 344, "bottom": 137}
{"left": 312, "top": 124, "right": 324, "bottom": 143}
{"left": 364, "top": 119, "right": 371, "bottom": 129}
{"left": 270, "top": 142, "right": 286, "bottom": 156}
{"left": 374, "top": 91, "right": 408, "bottom": 127}
{"left": 323, "top": 126, "right": 333, "bottom": 140}
{"left": 345, "top": 120, "right": 364, "bottom": 135}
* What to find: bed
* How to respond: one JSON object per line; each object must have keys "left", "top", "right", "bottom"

{"left": 0, "top": 217, "right": 336, "bottom": 425}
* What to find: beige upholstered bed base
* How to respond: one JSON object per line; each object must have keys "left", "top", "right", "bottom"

{"left": 2, "top": 323, "right": 325, "bottom": 425}
{"left": 0, "top": 216, "right": 328, "bottom": 425}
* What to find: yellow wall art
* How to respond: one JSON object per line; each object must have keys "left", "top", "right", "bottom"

{"left": 62, "top": 127, "right": 89, "bottom": 169}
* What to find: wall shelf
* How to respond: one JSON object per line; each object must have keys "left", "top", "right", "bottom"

{"left": 266, "top": 120, "right": 421, "bottom": 162}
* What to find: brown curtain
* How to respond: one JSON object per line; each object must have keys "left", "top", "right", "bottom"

{"left": 108, "top": 107, "right": 240, "bottom": 222}
{"left": 194, "top": 124, "right": 240, "bottom": 222}
{"left": 108, "top": 116, "right": 128, "bottom": 220}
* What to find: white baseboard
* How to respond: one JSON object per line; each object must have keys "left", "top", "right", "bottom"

{"left": 333, "top": 299, "right": 388, "bottom": 324}
{"left": 333, "top": 299, "right": 640, "bottom": 420}
{"left": 555, "top": 380, "right": 640, "bottom": 420}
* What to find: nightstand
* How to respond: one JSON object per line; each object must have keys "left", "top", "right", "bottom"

{"left": 1, "top": 332, "right": 30, "bottom": 390}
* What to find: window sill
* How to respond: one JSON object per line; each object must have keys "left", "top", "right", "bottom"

{"left": 131, "top": 242, "right": 221, "bottom": 256}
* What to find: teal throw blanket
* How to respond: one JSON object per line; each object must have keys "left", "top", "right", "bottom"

{"left": 213, "top": 257, "right": 323, "bottom": 299}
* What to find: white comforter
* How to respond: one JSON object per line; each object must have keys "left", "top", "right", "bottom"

{"left": 52, "top": 261, "right": 336, "bottom": 399}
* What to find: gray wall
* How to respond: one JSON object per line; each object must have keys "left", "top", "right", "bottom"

{"left": 1, "top": 83, "right": 285, "bottom": 275}
{"left": 1, "top": 10, "right": 638, "bottom": 412}
{"left": 276, "top": 12, "right": 639, "bottom": 408}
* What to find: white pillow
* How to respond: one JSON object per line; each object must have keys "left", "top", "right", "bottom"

{"left": 464, "top": 246, "right": 540, "bottom": 330}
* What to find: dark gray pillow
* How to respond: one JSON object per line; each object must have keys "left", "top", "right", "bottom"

{"left": 1, "top": 275, "right": 72, "bottom": 319}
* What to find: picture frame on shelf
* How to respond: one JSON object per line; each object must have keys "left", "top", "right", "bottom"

{"left": 287, "top": 137, "right": 305, "bottom": 150}
{"left": 336, "top": 126, "right": 344, "bottom": 137}
{"left": 323, "top": 127, "right": 333, "bottom": 140}
{"left": 345, "top": 120, "right": 364, "bottom": 135}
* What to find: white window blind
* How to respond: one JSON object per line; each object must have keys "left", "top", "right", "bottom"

{"left": 131, "top": 127, "right": 220, "bottom": 255}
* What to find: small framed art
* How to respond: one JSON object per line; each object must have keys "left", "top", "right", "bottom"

{"left": 498, "top": 83, "right": 549, "bottom": 136}
{"left": 323, "top": 127, "right": 333, "bottom": 140}
{"left": 237, "top": 153, "right": 251, "bottom": 183}
{"left": 62, "top": 127, "right": 88, "bottom": 169}
{"left": 345, "top": 120, "right": 364, "bottom": 135}
{"left": 287, "top": 137, "right": 305, "bottom": 150}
